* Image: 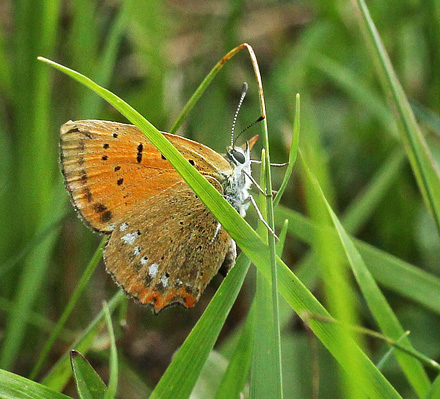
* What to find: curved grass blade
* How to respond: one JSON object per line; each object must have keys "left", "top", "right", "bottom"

{"left": 301, "top": 153, "right": 430, "bottom": 397}
{"left": 352, "top": 0, "right": 440, "bottom": 238}
{"left": 169, "top": 43, "right": 248, "bottom": 134}
{"left": 275, "top": 206, "right": 440, "bottom": 316}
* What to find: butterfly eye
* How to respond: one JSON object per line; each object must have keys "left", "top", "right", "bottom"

{"left": 231, "top": 148, "right": 246, "bottom": 164}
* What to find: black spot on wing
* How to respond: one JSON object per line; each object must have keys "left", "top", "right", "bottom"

{"left": 137, "top": 143, "right": 143, "bottom": 163}
{"left": 101, "top": 210, "right": 112, "bottom": 222}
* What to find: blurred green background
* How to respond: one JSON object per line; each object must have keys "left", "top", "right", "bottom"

{"left": 1, "top": 0, "right": 440, "bottom": 397}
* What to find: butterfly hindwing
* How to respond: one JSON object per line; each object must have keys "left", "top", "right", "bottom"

{"left": 104, "top": 180, "right": 234, "bottom": 313}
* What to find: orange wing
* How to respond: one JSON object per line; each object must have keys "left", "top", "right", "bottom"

{"left": 104, "top": 180, "right": 234, "bottom": 313}
{"left": 60, "top": 120, "right": 231, "bottom": 232}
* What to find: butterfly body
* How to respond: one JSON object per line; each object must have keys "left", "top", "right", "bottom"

{"left": 60, "top": 120, "right": 255, "bottom": 313}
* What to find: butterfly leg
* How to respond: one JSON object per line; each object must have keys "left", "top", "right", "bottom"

{"left": 249, "top": 195, "right": 279, "bottom": 241}
{"left": 243, "top": 170, "right": 273, "bottom": 198}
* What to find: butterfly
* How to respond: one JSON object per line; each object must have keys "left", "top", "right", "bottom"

{"left": 60, "top": 118, "right": 257, "bottom": 313}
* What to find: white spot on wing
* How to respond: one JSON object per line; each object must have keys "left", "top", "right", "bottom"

{"left": 120, "top": 222, "right": 128, "bottom": 231}
{"left": 141, "top": 256, "right": 149, "bottom": 265}
{"left": 211, "top": 222, "right": 222, "bottom": 243}
{"left": 160, "top": 275, "right": 169, "bottom": 287}
{"left": 133, "top": 246, "right": 141, "bottom": 255}
{"left": 121, "top": 232, "right": 137, "bottom": 245}
{"left": 109, "top": 223, "right": 118, "bottom": 231}
{"left": 148, "top": 263, "right": 158, "bottom": 278}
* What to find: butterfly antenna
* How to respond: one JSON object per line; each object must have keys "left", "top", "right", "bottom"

{"left": 231, "top": 82, "right": 248, "bottom": 147}
{"left": 233, "top": 115, "right": 265, "bottom": 146}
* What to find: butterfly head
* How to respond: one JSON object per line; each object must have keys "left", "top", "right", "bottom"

{"left": 226, "top": 134, "right": 258, "bottom": 167}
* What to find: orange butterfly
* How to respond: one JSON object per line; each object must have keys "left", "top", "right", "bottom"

{"left": 60, "top": 119, "right": 257, "bottom": 313}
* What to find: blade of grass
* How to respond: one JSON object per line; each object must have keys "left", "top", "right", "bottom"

{"left": 274, "top": 94, "right": 300, "bottom": 208}
{"left": 1, "top": 0, "right": 62, "bottom": 371}
{"left": 283, "top": 147, "right": 407, "bottom": 298}
{"left": 215, "top": 305, "right": 255, "bottom": 399}
{"left": 42, "top": 291, "right": 125, "bottom": 391}
{"left": 150, "top": 254, "right": 251, "bottom": 399}
{"left": 70, "top": 351, "right": 107, "bottom": 399}
{"left": 301, "top": 152, "right": 430, "bottom": 397}
{"left": 0, "top": 369, "right": 71, "bottom": 399}
{"left": 103, "top": 302, "right": 118, "bottom": 399}
{"left": 216, "top": 220, "right": 289, "bottom": 399}
{"left": 249, "top": 44, "right": 283, "bottom": 399}
{"left": 302, "top": 151, "right": 366, "bottom": 399}
{"left": 0, "top": 17, "right": 11, "bottom": 99}
{"left": 79, "top": 0, "right": 132, "bottom": 117}
{"left": 0, "top": 185, "right": 65, "bottom": 370}
{"left": 352, "top": 0, "right": 440, "bottom": 238}
{"left": 38, "top": 57, "right": 403, "bottom": 399}
{"left": 30, "top": 237, "right": 108, "bottom": 379}
{"left": 169, "top": 44, "right": 249, "bottom": 134}
{"left": 250, "top": 150, "right": 282, "bottom": 399}
{"left": 275, "top": 206, "right": 440, "bottom": 316}
{"left": 312, "top": 54, "right": 395, "bottom": 132}
{"left": 424, "top": 374, "right": 440, "bottom": 399}
{"left": 1, "top": 212, "right": 69, "bottom": 279}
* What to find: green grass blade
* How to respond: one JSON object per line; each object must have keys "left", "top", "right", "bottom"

{"left": 301, "top": 153, "right": 430, "bottom": 397}
{"left": 215, "top": 305, "right": 255, "bottom": 399}
{"left": 70, "top": 351, "right": 107, "bottom": 399}
{"left": 103, "top": 303, "right": 118, "bottom": 399}
{"left": 1, "top": 0, "right": 62, "bottom": 371}
{"left": 0, "top": 297, "right": 75, "bottom": 341}
{"left": 275, "top": 258, "right": 402, "bottom": 398}
{"left": 410, "top": 101, "right": 440, "bottom": 136}
{"left": 42, "top": 291, "right": 125, "bottom": 391}
{"left": 250, "top": 150, "right": 282, "bottom": 399}
{"left": 0, "top": 212, "right": 68, "bottom": 279}
{"left": 274, "top": 94, "right": 300, "bottom": 208}
{"left": 0, "top": 186, "right": 65, "bottom": 370}
{"left": 275, "top": 206, "right": 440, "bottom": 316}
{"left": 0, "top": 369, "right": 71, "bottom": 399}
{"left": 341, "top": 149, "right": 406, "bottom": 232}
{"left": 169, "top": 44, "right": 247, "bottom": 134}
{"left": 79, "top": 0, "right": 132, "bottom": 116}
{"left": 302, "top": 153, "right": 365, "bottom": 399}
{"left": 312, "top": 54, "right": 395, "bottom": 132}
{"left": 30, "top": 238, "right": 107, "bottom": 380}
{"left": 353, "top": 0, "right": 440, "bottom": 237}
{"left": 424, "top": 374, "right": 440, "bottom": 399}
{"left": 150, "top": 254, "right": 250, "bottom": 399}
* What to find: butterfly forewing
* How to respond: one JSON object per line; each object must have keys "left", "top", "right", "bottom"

{"left": 104, "top": 180, "right": 233, "bottom": 313}
{"left": 60, "top": 120, "right": 231, "bottom": 232}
